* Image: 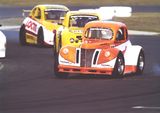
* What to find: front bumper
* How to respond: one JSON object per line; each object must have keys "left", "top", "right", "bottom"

{"left": 58, "top": 65, "right": 113, "bottom": 75}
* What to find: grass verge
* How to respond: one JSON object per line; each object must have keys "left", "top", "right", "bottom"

{"left": 0, "top": 0, "right": 160, "bottom": 6}
{"left": 114, "top": 13, "right": 160, "bottom": 33}
{"left": 0, "top": 13, "right": 160, "bottom": 33}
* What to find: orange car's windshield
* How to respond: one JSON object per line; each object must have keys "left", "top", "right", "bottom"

{"left": 69, "top": 15, "right": 99, "bottom": 27}
{"left": 85, "top": 28, "right": 113, "bottom": 40}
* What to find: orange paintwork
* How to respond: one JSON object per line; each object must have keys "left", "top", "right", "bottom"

{"left": 59, "top": 46, "right": 76, "bottom": 63}
{"left": 58, "top": 65, "right": 113, "bottom": 75}
{"left": 81, "top": 39, "right": 114, "bottom": 49}
{"left": 58, "top": 21, "right": 131, "bottom": 75}
{"left": 124, "top": 65, "right": 137, "bottom": 74}
{"left": 97, "top": 48, "right": 119, "bottom": 64}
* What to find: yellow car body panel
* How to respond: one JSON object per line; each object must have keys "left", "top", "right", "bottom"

{"left": 55, "top": 11, "right": 101, "bottom": 52}
{"left": 20, "top": 4, "right": 69, "bottom": 46}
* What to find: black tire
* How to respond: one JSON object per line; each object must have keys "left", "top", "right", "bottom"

{"left": 58, "top": 37, "right": 62, "bottom": 52}
{"left": 136, "top": 49, "right": 145, "bottom": 74}
{"left": 53, "top": 31, "right": 57, "bottom": 57}
{"left": 56, "top": 31, "right": 62, "bottom": 53}
{"left": 54, "top": 53, "right": 68, "bottom": 78}
{"left": 112, "top": 52, "right": 125, "bottom": 77}
{"left": 19, "top": 25, "right": 26, "bottom": 45}
{"left": 37, "top": 28, "right": 44, "bottom": 47}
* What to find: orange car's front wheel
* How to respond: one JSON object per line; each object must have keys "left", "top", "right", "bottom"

{"left": 112, "top": 52, "right": 125, "bottom": 78}
{"left": 53, "top": 53, "right": 68, "bottom": 78}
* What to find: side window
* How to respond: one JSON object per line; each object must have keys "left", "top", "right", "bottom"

{"left": 31, "top": 8, "right": 37, "bottom": 18}
{"left": 116, "top": 28, "right": 125, "bottom": 41}
{"left": 32, "top": 8, "right": 41, "bottom": 19}
{"left": 35, "top": 8, "right": 41, "bottom": 19}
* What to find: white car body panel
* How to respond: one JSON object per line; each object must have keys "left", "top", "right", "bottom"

{"left": 23, "top": 17, "right": 54, "bottom": 45}
{"left": 0, "top": 31, "right": 6, "bottom": 58}
{"left": 115, "top": 40, "right": 142, "bottom": 66}
{"left": 124, "top": 45, "right": 142, "bottom": 66}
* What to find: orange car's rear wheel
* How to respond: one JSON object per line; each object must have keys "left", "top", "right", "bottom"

{"left": 136, "top": 49, "right": 145, "bottom": 74}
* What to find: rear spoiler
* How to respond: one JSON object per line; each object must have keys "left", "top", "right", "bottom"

{"left": 22, "top": 9, "right": 31, "bottom": 17}
{"left": 79, "top": 6, "right": 132, "bottom": 20}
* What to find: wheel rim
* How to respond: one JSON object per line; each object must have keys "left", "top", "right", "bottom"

{"left": 117, "top": 57, "right": 124, "bottom": 75}
{"left": 138, "top": 55, "right": 144, "bottom": 71}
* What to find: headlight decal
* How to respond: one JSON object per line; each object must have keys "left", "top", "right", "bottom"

{"left": 60, "top": 46, "right": 76, "bottom": 63}
{"left": 105, "top": 51, "right": 111, "bottom": 57}
{"left": 97, "top": 48, "right": 119, "bottom": 64}
{"left": 70, "top": 38, "right": 74, "bottom": 43}
{"left": 63, "top": 48, "right": 69, "bottom": 54}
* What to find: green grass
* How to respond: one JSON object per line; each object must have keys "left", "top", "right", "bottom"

{"left": 0, "top": 0, "right": 160, "bottom": 6}
{"left": 0, "top": 0, "right": 160, "bottom": 33}
{"left": 114, "top": 13, "right": 160, "bottom": 32}
{"left": 0, "top": 13, "right": 160, "bottom": 33}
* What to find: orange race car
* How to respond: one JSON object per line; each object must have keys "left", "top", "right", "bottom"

{"left": 54, "top": 21, "right": 145, "bottom": 78}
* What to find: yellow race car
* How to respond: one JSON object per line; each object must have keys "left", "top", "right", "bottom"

{"left": 54, "top": 11, "right": 100, "bottom": 53}
{"left": 19, "top": 4, "right": 69, "bottom": 46}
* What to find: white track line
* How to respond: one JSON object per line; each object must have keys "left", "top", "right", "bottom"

{"left": 0, "top": 26, "right": 159, "bottom": 36}
{"left": 0, "top": 26, "right": 20, "bottom": 30}
{"left": 129, "top": 30, "right": 160, "bottom": 36}
{"left": 0, "top": 62, "right": 4, "bottom": 71}
{"left": 132, "top": 106, "right": 160, "bottom": 109}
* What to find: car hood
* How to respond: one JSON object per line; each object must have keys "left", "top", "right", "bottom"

{"left": 81, "top": 39, "right": 114, "bottom": 49}
{"left": 68, "top": 27, "right": 83, "bottom": 34}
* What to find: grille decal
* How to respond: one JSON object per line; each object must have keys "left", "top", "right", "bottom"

{"left": 80, "top": 49, "right": 95, "bottom": 67}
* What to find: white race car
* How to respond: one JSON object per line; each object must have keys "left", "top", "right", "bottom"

{"left": 0, "top": 30, "right": 6, "bottom": 58}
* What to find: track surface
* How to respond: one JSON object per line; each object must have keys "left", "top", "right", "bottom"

{"left": 0, "top": 28, "right": 160, "bottom": 113}
{"left": 0, "top": 6, "right": 160, "bottom": 113}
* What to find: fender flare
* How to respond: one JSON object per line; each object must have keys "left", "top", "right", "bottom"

{"left": 124, "top": 45, "right": 143, "bottom": 66}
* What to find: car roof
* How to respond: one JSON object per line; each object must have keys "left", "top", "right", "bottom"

{"left": 66, "top": 11, "right": 99, "bottom": 16}
{"left": 35, "top": 4, "right": 69, "bottom": 11}
{"left": 84, "top": 21, "right": 127, "bottom": 31}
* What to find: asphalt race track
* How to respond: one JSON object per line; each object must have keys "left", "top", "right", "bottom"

{"left": 0, "top": 6, "right": 160, "bottom": 113}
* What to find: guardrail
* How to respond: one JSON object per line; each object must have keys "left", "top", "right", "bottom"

{"left": 79, "top": 6, "right": 132, "bottom": 20}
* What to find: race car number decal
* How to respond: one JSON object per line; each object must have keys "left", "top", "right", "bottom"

{"left": 26, "top": 20, "right": 37, "bottom": 33}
